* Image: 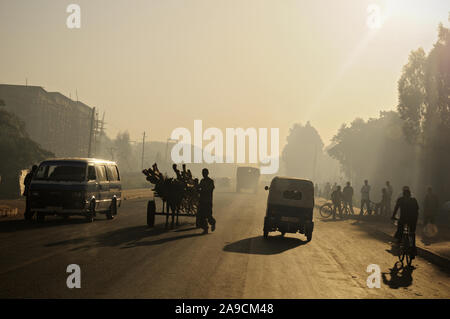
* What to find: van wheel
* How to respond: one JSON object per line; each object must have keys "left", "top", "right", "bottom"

{"left": 86, "top": 200, "right": 96, "bottom": 223}
{"left": 263, "top": 230, "right": 269, "bottom": 239}
{"left": 281, "top": 232, "right": 286, "bottom": 237}
{"left": 107, "top": 200, "right": 117, "bottom": 220}
{"left": 147, "top": 200, "right": 156, "bottom": 227}
{"left": 306, "top": 232, "right": 313, "bottom": 242}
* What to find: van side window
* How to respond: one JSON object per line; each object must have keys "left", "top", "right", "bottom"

{"left": 87, "top": 166, "right": 96, "bottom": 181}
{"left": 95, "top": 165, "right": 107, "bottom": 182}
{"left": 106, "top": 165, "right": 118, "bottom": 181}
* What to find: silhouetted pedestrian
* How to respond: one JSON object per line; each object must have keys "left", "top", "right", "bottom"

{"left": 423, "top": 186, "right": 439, "bottom": 226}
{"left": 198, "top": 168, "right": 216, "bottom": 234}
{"left": 386, "top": 181, "right": 393, "bottom": 215}
{"left": 331, "top": 185, "right": 343, "bottom": 220}
{"left": 380, "top": 188, "right": 389, "bottom": 217}
{"left": 343, "top": 182, "right": 354, "bottom": 215}
{"left": 360, "top": 180, "right": 371, "bottom": 216}
{"left": 23, "top": 165, "right": 38, "bottom": 220}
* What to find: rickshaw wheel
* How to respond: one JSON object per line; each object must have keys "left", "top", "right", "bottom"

{"left": 147, "top": 200, "right": 156, "bottom": 227}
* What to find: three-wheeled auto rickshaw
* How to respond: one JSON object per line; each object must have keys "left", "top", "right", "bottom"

{"left": 263, "top": 177, "right": 314, "bottom": 241}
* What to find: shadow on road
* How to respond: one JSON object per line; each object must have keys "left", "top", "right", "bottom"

{"left": 0, "top": 217, "right": 109, "bottom": 233}
{"left": 320, "top": 218, "right": 348, "bottom": 223}
{"left": 382, "top": 263, "right": 415, "bottom": 289}
{"left": 44, "top": 222, "right": 202, "bottom": 251}
{"left": 223, "top": 235, "right": 307, "bottom": 255}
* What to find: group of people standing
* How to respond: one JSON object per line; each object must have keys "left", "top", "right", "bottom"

{"left": 324, "top": 180, "right": 394, "bottom": 220}
{"left": 318, "top": 180, "right": 442, "bottom": 257}
{"left": 320, "top": 180, "right": 440, "bottom": 227}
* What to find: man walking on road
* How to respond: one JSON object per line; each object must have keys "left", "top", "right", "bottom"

{"left": 343, "top": 182, "right": 354, "bottom": 215}
{"left": 360, "top": 180, "right": 371, "bottom": 216}
{"left": 198, "top": 168, "right": 216, "bottom": 234}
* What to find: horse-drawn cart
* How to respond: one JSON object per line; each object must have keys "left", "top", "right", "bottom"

{"left": 143, "top": 164, "right": 200, "bottom": 229}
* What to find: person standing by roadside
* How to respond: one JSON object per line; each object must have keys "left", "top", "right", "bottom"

{"left": 324, "top": 182, "right": 331, "bottom": 200}
{"left": 423, "top": 187, "right": 439, "bottom": 226}
{"left": 380, "top": 188, "right": 389, "bottom": 217}
{"left": 197, "top": 168, "right": 216, "bottom": 234}
{"left": 331, "top": 185, "right": 343, "bottom": 220}
{"left": 360, "top": 180, "right": 371, "bottom": 216}
{"left": 342, "top": 182, "right": 354, "bottom": 215}
{"left": 23, "top": 165, "right": 38, "bottom": 220}
{"left": 386, "top": 181, "right": 393, "bottom": 215}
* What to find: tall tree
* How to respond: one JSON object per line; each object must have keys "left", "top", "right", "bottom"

{"left": 282, "top": 122, "right": 324, "bottom": 180}
{"left": 0, "top": 106, "right": 53, "bottom": 198}
{"left": 397, "top": 23, "right": 450, "bottom": 196}
{"left": 114, "top": 131, "right": 133, "bottom": 172}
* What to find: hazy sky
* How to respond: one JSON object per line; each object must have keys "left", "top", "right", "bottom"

{"left": 1, "top": 0, "right": 448, "bottom": 147}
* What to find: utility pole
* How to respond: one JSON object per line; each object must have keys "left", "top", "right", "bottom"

{"left": 141, "top": 131, "right": 146, "bottom": 170}
{"left": 87, "top": 107, "right": 95, "bottom": 158}
{"left": 95, "top": 112, "right": 106, "bottom": 156}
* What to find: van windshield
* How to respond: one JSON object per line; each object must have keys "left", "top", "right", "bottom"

{"left": 34, "top": 163, "right": 87, "bottom": 182}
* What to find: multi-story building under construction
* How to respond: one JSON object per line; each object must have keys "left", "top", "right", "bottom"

{"left": 0, "top": 84, "right": 95, "bottom": 157}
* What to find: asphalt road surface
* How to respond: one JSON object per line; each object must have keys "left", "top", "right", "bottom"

{"left": 0, "top": 191, "right": 449, "bottom": 298}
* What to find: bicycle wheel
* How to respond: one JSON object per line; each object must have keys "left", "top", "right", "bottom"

{"left": 320, "top": 203, "right": 333, "bottom": 218}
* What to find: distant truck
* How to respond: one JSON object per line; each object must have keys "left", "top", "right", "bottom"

{"left": 236, "top": 167, "right": 260, "bottom": 193}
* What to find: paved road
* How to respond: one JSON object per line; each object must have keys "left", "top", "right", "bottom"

{"left": 0, "top": 192, "right": 449, "bottom": 298}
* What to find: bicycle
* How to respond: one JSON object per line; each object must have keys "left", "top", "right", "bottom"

{"left": 393, "top": 218, "right": 415, "bottom": 269}
{"left": 359, "top": 200, "right": 379, "bottom": 216}
{"left": 319, "top": 201, "right": 346, "bottom": 219}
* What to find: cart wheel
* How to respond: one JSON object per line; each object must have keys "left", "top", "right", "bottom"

{"left": 147, "top": 200, "right": 156, "bottom": 227}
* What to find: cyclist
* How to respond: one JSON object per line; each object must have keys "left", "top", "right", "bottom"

{"left": 331, "top": 185, "right": 343, "bottom": 220}
{"left": 342, "top": 182, "right": 354, "bottom": 215}
{"left": 391, "top": 186, "right": 419, "bottom": 257}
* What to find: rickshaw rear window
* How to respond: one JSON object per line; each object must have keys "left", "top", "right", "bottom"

{"left": 283, "top": 190, "right": 302, "bottom": 200}
{"left": 35, "top": 163, "right": 86, "bottom": 182}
